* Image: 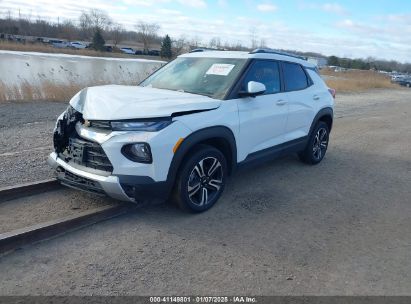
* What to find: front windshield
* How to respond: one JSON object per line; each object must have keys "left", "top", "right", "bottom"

{"left": 140, "top": 57, "right": 247, "bottom": 100}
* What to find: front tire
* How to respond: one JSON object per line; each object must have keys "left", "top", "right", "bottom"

{"left": 299, "top": 121, "right": 330, "bottom": 165}
{"left": 173, "top": 145, "right": 227, "bottom": 212}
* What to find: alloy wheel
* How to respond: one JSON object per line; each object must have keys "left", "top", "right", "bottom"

{"left": 187, "top": 157, "right": 224, "bottom": 206}
{"left": 312, "top": 127, "right": 328, "bottom": 161}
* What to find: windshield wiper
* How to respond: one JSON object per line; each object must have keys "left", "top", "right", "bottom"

{"left": 183, "top": 90, "right": 212, "bottom": 97}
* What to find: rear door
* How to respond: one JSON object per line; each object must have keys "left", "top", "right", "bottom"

{"left": 236, "top": 60, "right": 289, "bottom": 160}
{"left": 281, "top": 62, "right": 317, "bottom": 142}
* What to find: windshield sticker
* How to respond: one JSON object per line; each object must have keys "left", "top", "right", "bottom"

{"left": 206, "top": 64, "right": 235, "bottom": 76}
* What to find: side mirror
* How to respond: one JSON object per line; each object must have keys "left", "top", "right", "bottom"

{"left": 239, "top": 81, "right": 266, "bottom": 97}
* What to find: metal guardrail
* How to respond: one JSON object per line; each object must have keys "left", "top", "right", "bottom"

{"left": 0, "top": 179, "right": 135, "bottom": 255}
{"left": 0, "top": 179, "right": 62, "bottom": 203}
{"left": 0, "top": 204, "right": 133, "bottom": 255}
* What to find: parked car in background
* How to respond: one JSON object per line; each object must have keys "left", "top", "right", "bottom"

{"left": 396, "top": 77, "right": 411, "bottom": 88}
{"left": 148, "top": 50, "right": 160, "bottom": 56}
{"left": 70, "top": 41, "right": 87, "bottom": 49}
{"left": 134, "top": 50, "right": 143, "bottom": 55}
{"left": 120, "top": 47, "right": 135, "bottom": 54}
{"left": 391, "top": 74, "right": 411, "bottom": 87}
{"left": 52, "top": 40, "right": 69, "bottom": 48}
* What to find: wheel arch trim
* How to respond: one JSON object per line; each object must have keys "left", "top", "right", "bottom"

{"left": 309, "top": 107, "right": 334, "bottom": 135}
{"left": 164, "top": 126, "right": 237, "bottom": 196}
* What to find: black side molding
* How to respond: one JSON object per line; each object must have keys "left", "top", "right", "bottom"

{"left": 238, "top": 136, "right": 308, "bottom": 169}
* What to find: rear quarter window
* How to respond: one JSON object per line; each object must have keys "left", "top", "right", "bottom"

{"left": 282, "top": 62, "right": 309, "bottom": 91}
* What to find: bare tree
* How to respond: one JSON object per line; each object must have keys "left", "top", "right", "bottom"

{"left": 190, "top": 35, "right": 201, "bottom": 48}
{"left": 249, "top": 27, "right": 258, "bottom": 49}
{"left": 60, "top": 20, "right": 76, "bottom": 40}
{"left": 79, "top": 11, "right": 92, "bottom": 39}
{"left": 110, "top": 23, "right": 124, "bottom": 47}
{"left": 89, "top": 9, "right": 112, "bottom": 31}
{"left": 209, "top": 37, "right": 221, "bottom": 49}
{"left": 259, "top": 38, "right": 267, "bottom": 48}
{"left": 79, "top": 9, "right": 112, "bottom": 40}
{"left": 173, "top": 35, "right": 188, "bottom": 55}
{"left": 135, "top": 21, "right": 160, "bottom": 53}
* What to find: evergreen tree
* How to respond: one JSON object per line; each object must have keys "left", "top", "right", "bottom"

{"left": 92, "top": 28, "right": 106, "bottom": 51}
{"left": 160, "top": 34, "right": 172, "bottom": 59}
{"left": 328, "top": 55, "right": 339, "bottom": 66}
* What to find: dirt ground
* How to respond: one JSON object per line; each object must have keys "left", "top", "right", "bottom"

{"left": 0, "top": 89, "right": 410, "bottom": 295}
{"left": 0, "top": 188, "right": 116, "bottom": 233}
{"left": 0, "top": 101, "right": 66, "bottom": 187}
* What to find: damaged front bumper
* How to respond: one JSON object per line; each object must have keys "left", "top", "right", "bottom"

{"left": 48, "top": 152, "right": 171, "bottom": 203}
{"left": 48, "top": 152, "right": 134, "bottom": 202}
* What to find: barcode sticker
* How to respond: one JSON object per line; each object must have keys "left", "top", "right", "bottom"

{"left": 206, "top": 64, "right": 235, "bottom": 76}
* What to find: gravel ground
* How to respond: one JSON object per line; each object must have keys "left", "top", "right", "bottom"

{"left": 0, "top": 101, "right": 118, "bottom": 232}
{"left": 0, "top": 89, "right": 410, "bottom": 295}
{"left": 0, "top": 101, "right": 67, "bottom": 187}
{"left": 0, "top": 188, "right": 116, "bottom": 233}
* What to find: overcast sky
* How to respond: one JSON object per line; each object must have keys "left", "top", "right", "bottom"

{"left": 1, "top": 0, "right": 411, "bottom": 62}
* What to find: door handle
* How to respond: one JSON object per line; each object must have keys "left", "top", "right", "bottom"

{"left": 276, "top": 100, "right": 287, "bottom": 106}
{"left": 313, "top": 95, "right": 320, "bottom": 101}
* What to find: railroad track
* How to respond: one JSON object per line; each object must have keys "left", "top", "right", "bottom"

{"left": 0, "top": 179, "right": 135, "bottom": 255}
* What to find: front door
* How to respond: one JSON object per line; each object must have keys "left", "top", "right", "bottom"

{"left": 236, "top": 60, "right": 289, "bottom": 161}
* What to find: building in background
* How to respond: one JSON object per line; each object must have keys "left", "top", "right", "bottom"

{"left": 307, "top": 57, "right": 328, "bottom": 68}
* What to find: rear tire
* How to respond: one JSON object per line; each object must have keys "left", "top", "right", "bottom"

{"left": 173, "top": 145, "right": 227, "bottom": 212}
{"left": 299, "top": 121, "right": 329, "bottom": 165}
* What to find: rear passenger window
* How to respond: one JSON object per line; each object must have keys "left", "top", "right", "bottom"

{"left": 282, "top": 62, "right": 309, "bottom": 91}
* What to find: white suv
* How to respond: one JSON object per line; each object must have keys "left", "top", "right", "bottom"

{"left": 48, "top": 49, "right": 335, "bottom": 212}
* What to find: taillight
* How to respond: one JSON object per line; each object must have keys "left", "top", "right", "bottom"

{"left": 328, "top": 88, "right": 336, "bottom": 99}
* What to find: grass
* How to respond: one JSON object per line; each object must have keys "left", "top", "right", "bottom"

{"left": 0, "top": 40, "right": 161, "bottom": 60}
{"left": 321, "top": 68, "right": 399, "bottom": 93}
{"left": 0, "top": 80, "right": 81, "bottom": 102}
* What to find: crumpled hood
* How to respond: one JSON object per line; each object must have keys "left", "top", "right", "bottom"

{"left": 69, "top": 85, "right": 221, "bottom": 120}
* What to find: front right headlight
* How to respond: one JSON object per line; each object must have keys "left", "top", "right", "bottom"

{"left": 121, "top": 143, "right": 152, "bottom": 163}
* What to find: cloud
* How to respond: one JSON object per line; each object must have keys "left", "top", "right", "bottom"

{"left": 177, "top": 0, "right": 206, "bottom": 8}
{"left": 122, "top": 0, "right": 153, "bottom": 7}
{"left": 257, "top": 3, "right": 277, "bottom": 12}
{"left": 321, "top": 3, "right": 346, "bottom": 15}
{"left": 217, "top": 0, "right": 228, "bottom": 8}
{"left": 156, "top": 8, "right": 182, "bottom": 15}
{"left": 299, "top": 2, "right": 347, "bottom": 15}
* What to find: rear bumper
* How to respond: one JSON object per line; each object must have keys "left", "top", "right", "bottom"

{"left": 48, "top": 152, "right": 170, "bottom": 202}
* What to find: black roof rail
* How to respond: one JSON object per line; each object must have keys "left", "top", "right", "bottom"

{"left": 250, "top": 48, "right": 307, "bottom": 60}
{"left": 189, "top": 48, "right": 207, "bottom": 53}
{"left": 189, "top": 48, "right": 226, "bottom": 53}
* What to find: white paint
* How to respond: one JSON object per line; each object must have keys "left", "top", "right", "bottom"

{"left": 70, "top": 85, "right": 221, "bottom": 120}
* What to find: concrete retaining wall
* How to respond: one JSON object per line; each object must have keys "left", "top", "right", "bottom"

{"left": 0, "top": 50, "right": 165, "bottom": 101}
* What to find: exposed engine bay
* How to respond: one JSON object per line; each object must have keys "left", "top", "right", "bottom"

{"left": 53, "top": 106, "right": 84, "bottom": 154}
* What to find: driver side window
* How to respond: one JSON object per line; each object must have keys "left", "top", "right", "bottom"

{"left": 242, "top": 60, "right": 281, "bottom": 95}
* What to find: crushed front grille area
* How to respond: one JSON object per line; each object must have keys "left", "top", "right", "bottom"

{"left": 63, "top": 136, "right": 114, "bottom": 173}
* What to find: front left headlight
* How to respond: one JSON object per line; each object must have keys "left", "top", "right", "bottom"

{"left": 111, "top": 119, "right": 172, "bottom": 132}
